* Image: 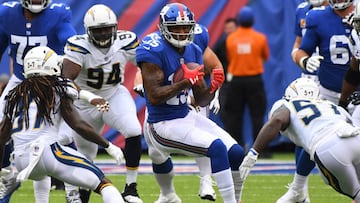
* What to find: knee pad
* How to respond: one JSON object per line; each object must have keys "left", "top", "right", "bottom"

{"left": 152, "top": 157, "right": 173, "bottom": 174}
{"left": 228, "top": 144, "right": 245, "bottom": 170}
{"left": 207, "top": 139, "right": 229, "bottom": 173}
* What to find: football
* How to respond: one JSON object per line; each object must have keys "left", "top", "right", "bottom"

{"left": 173, "top": 62, "right": 200, "bottom": 83}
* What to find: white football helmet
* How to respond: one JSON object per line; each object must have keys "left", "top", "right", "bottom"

{"left": 23, "top": 46, "right": 62, "bottom": 79}
{"left": 84, "top": 4, "right": 117, "bottom": 48}
{"left": 20, "top": 0, "right": 51, "bottom": 13}
{"left": 308, "top": 0, "right": 325, "bottom": 7}
{"left": 158, "top": 3, "right": 196, "bottom": 48}
{"left": 284, "top": 78, "right": 320, "bottom": 100}
{"left": 328, "top": 0, "right": 353, "bottom": 10}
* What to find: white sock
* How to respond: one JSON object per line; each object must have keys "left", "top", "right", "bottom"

{"left": 195, "top": 157, "right": 212, "bottom": 177}
{"left": 213, "top": 169, "right": 236, "bottom": 203}
{"left": 232, "top": 171, "right": 244, "bottom": 202}
{"left": 33, "top": 176, "right": 51, "bottom": 203}
{"left": 65, "top": 182, "right": 78, "bottom": 195}
{"left": 293, "top": 173, "right": 308, "bottom": 189}
{"left": 154, "top": 170, "right": 176, "bottom": 195}
{"left": 101, "top": 185, "right": 124, "bottom": 203}
{"left": 126, "top": 169, "right": 138, "bottom": 185}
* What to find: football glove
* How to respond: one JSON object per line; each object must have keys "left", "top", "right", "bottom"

{"left": 133, "top": 84, "right": 145, "bottom": 97}
{"left": 0, "top": 168, "right": 11, "bottom": 177}
{"left": 349, "top": 29, "right": 360, "bottom": 59}
{"left": 348, "top": 91, "right": 360, "bottom": 105}
{"left": 342, "top": 10, "right": 354, "bottom": 27}
{"left": 239, "top": 148, "right": 258, "bottom": 181}
{"left": 299, "top": 55, "right": 324, "bottom": 73}
{"left": 105, "top": 142, "right": 124, "bottom": 165}
{"left": 209, "top": 89, "right": 220, "bottom": 114}
{"left": 210, "top": 67, "right": 225, "bottom": 93}
{"left": 181, "top": 63, "right": 205, "bottom": 85}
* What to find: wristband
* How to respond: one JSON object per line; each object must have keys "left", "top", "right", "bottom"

{"left": 79, "top": 90, "right": 102, "bottom": 103}
{"left": 299, "top": 56, "right": 309, "bottom": 69}
{"left": 249, "top": 148, "right": 259, "bottom": 156}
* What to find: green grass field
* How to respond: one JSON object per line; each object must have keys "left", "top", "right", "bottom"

{"left": 8, "top": 153, "right": 353, "bottom": 203}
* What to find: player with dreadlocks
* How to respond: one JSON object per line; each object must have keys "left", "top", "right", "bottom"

{"left": 0, "top": 46, "right": 125, "bottom": 203}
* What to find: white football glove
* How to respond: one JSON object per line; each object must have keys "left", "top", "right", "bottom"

{"left": 0, "top": 168, "right": 11, "bottom": 177}
{"left": 209, "top": 89, "right": 220, "bottom": 114}
{"left": 299, "top": 55, "right": 324, "bottom": 73}
{"left": 239, "top": 148, "right": 258, "bottom": 181}
{"left": 342, "top": 10, "right": 354, "bottom": 27}
{"left": 105, "top": 142, "right": 124, "bottom": 165}
{"left": 349, "top": 29, "right": 360, "bottom": 59}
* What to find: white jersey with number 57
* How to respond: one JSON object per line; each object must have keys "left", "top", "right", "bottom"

{"left": 64, "top": 30, "right": 139, "bottom": 99}
{"left": 270, "top": 98, "right": 354, "bottom": 160}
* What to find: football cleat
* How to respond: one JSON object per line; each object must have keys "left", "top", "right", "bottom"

{"left": 276, "top": 183, "right": 310, "bottom": 203}
{"left": 66, "top": 190, "right": 82, "bottom": 203}
{"left": 154, "top": 192, "right": 181, "bottom": 203}
{"left": 198, "top": 175, "right": 216, "bottom": 201}
{"left": 122, "top": 183, "right": 143, "bottom": 203}
{"left": 0, "top": 171, "right": 21, "bottom": 203}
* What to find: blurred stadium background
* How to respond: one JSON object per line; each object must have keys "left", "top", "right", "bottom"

{"left": 0, "top": 0, "right": 305, "bottom": 151}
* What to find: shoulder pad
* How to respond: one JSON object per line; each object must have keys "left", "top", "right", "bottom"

{"left": 115, "top": 30, "right": 139, "bottom": 50}
{"left": 65, "top": 35, "right": 90, "bottom": 55}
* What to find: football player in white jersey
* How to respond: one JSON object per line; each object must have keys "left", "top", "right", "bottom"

{"left": 0, "top": 46, "right": 125, "bottom": 203}
{"left": 239, "top": 78, "right": 360, "bottom": 202}
{"left": 61, "top": 4, "right": 143, "bottom": 203}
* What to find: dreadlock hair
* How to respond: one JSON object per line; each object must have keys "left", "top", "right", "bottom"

{"left": 4, "top": 75, "right": 72, "bottom": 129}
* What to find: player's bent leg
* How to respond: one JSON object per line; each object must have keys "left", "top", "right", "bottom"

{"left": 208, "top": 139, "right": 236, "bottom": 203}
{"left": 0, "top": 144, "right": 20, "bottom": 203}
{"left": 33, "top": 177, "right": 51, "bottom": 203}
{"left": 123, "top": 135, "right": 143, "bottom": 203}
{"left": 228, "top": 144, "right": 245, "bottom": 203}
{"left": 96, "top": 178, "right": 124, "bottom": 203}
{"left": 195, "top": 157, "right": 216, "bottom": 201}
{"left": 153, "top": 158, "right": 181, "bottom": 203}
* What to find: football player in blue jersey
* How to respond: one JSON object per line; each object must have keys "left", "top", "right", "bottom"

{"left": 134, "top": 22, "right": 221, "bottom": 201}
{"left": 280, "top": 1, "right": 328, "bottom": 203}
{"left": 0, "top": 0, "right": 76, "bottom": 202}
{"left": 136, "top": 3, "right": 245, "bottom": 203}
{"left": 291, "top": 0, "right": 355, "bottom": 203}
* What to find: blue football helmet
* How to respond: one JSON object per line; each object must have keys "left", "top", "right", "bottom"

{"left": 328, "top": 0, "right": 353, "bottom": 10}
{"left": 21, "top": 0, "right": 51, "bottom": 13}
{"left": 158, "top": 3, "right": 196, "bottom": 48}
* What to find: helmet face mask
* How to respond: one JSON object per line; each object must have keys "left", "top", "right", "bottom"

{"left": 284, "top": 78, "right": 320, "bottom": 100}
{"left": 21, "top": 0, "right": 51, "bottom": 13}
{"left": 328, "top": 0, "right": 353, "bottom": 10}
{"left": 23, "top": 46, "right": 62, "bottom": 79}
{"left": 84, "top": 4, "right": 117, "bottom": 48}
{"left": 158, "top": 3, "right": 196, "bottom": 48}
{"left": 354, "top": 2, "right": 360, "bottom": 32}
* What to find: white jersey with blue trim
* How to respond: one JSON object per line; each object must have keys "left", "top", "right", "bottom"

{"left": 10, "top": 80, "right": 78, "bottom": 147}
{"left": 0, "top": 1, "right": 76, "bottom": 80}
{"left": 136, "top": 32, "right": 203, "bottom": 123}
{"left": 299, "top": 6, "right": 352, "bottom": 92}
{"left": 64, "top": 30, "right": 139, "bottom": 99}
{"left": 270, "top": 98, "right": 353, "bottom": 159}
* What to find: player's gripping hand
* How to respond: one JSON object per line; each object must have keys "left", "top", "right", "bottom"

{"left": 210, "top": 67, "right": 224, "bottom": 93}
{"left": 348, "top": 91, "right": 360, "bottom": 105}
{"left": 349, "top": 29, "right": 360, "bottom": 59}
{"left": 181, "top": 64, "right": 205, "bottom": 85}
{"left": 0, "top": 168, "right": 11, "bottom": 177}
{"left": 239, "top": 148, "right": 258, "bottom": 181}
{"left": 133, "top": 84, "right": 145, "bottom": 97}
{"left": 299, "top": 55, "right": 324, "bottom": 73}
{"left": 209, "top": 89, "right": 220, "bottom": 114}
{"left": 105, "top": 142, "right": 124, "bottom": 165}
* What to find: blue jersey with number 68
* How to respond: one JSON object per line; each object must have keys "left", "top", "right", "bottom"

{"left": 299, "top": 6, "right": 352, "bottom": 93}
{"left": 0, "top": 1, "right": 76, "bottom": 80}
{"left": 136, "top": 30, "right": 204, "bottom": 123}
